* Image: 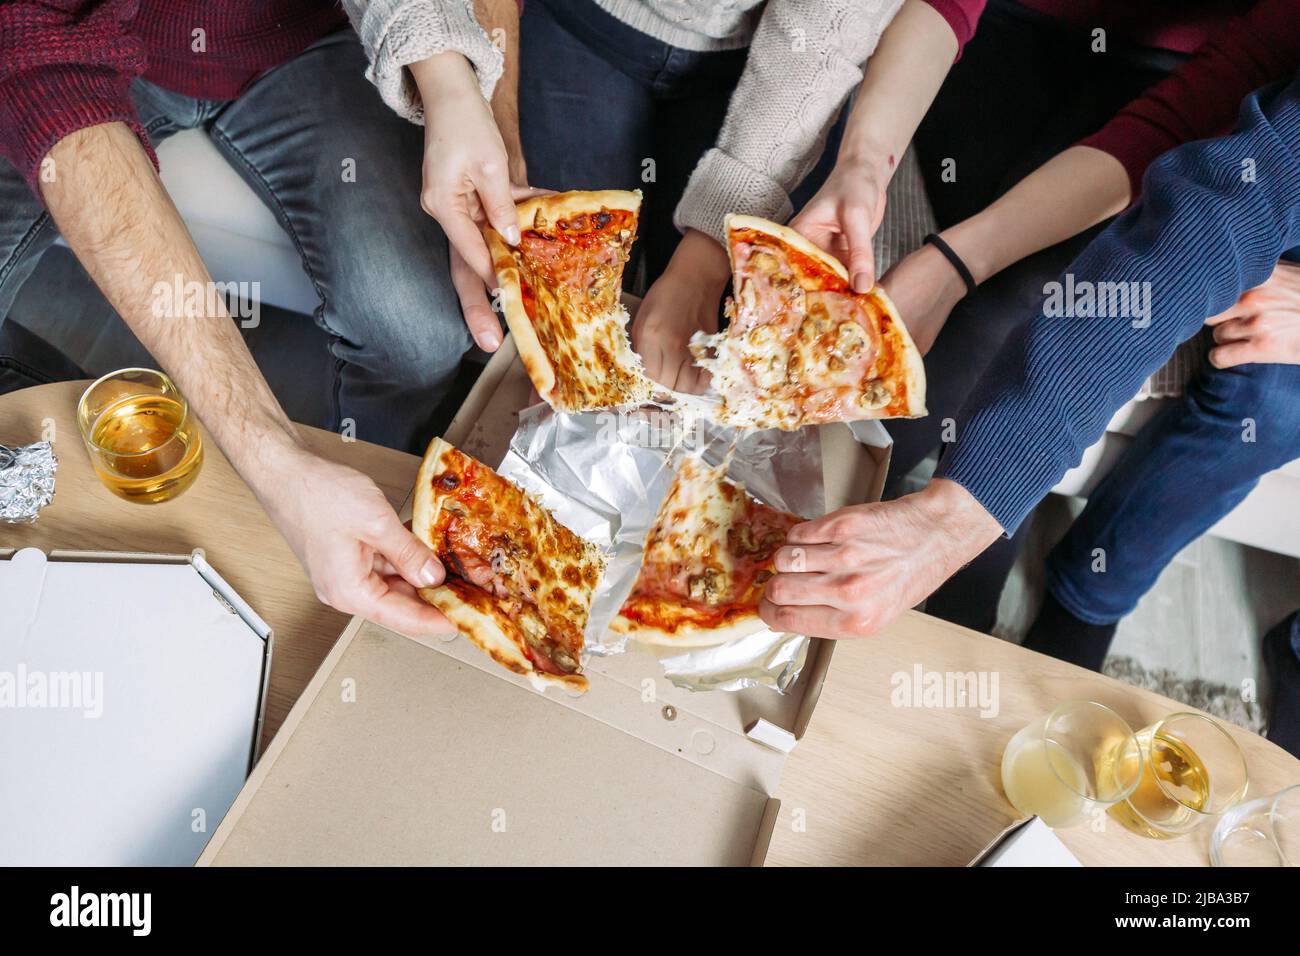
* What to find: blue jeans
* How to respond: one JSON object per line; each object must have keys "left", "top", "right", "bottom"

{"left": 0, "top": 29, "right": 469, "bottom": 452}
{"left": 1047, "top": 354, "right": 1300, "bottom": 624}
{"left": 519, "top": 0, "right": 839, "bottom": 288}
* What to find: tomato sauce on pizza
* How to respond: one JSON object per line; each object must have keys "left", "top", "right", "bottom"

{"left": 486, "top": 191, "right": 652, "bottom": 413}
{"left": 613, "top": 458, "right": 800, "bottom": 645}
{"left": 413, "top": 439, "right": 605, "bottom": 689}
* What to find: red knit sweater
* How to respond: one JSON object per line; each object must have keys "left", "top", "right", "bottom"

{"left": 0, "top": 0, "right": 346, "bottom": 191}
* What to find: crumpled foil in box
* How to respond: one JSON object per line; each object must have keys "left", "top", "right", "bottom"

{"left": 0, "top": 441, "right": 57, "bottom": 523}
{"left": 497, "top": 398, "right": 824, "bottom": 694}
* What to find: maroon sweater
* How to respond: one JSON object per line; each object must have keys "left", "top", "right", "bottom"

{"left": 925, "top": 0, "right": 1300, "bottom": 198}
{"left": 0, "top": 0, "right": 346, "bottom": 191}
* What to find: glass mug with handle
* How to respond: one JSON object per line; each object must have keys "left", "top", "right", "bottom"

{"left": 1108, "top": 712, "right": 1249, "bottom": 840}
{"left": 77, "top": 368, "right": 205, "bottom": 504}
{"left": 1211, "top": 784, "right": 1299, "bottom": 866}
{"left": 1000, "top": 700, "right": 1144, "bottom": 828}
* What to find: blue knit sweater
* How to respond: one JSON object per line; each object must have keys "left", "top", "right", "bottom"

{"left": 935, "top": 74, "right": 1300, "bottom": 534}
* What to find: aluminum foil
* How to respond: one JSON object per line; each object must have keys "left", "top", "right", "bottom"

{"left": 0, "top": 441, "right": 57, "bottom": 523}
{"left": 497, "top": 396, "right": 825, "bottom": 694}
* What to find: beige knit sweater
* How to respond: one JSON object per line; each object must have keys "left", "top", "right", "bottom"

{"left": 345, "top": 0, "right": 905, "bottom": 243}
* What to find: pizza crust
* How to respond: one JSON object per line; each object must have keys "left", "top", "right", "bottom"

{"left": 872, "top": 285, "right": 928, "bottom": 418}
{"left": 514, "top": 189, "right": 641, "bottom": 229}
{"left": 418, "top": 585, "right": 589, "bottom": 692}
{"left": 412, "top": 437, "right": 591, "bottom": 694}
{"left": 609, "top": 610, "right": 770, "bottom": 648}
{"left": 725, "top": 214, "right": 850, "bottom": 283}
{"left": 483, "top": 229, "right": 557, "bottom": 402}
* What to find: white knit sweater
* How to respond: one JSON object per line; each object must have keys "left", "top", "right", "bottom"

{"left": 344, "top": 0, "right": 904, "bottom": 243}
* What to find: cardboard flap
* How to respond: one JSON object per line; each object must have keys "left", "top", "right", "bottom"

{"left": 203, "top": 620, "right": 772, "bottom": 866}
{"left": 0, "top": 549, "right": 268, "bottom": 866}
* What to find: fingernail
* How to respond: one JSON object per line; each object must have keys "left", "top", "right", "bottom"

{"left": 418, "top": 559, "right": 441, "bottom": 588}
{"left": 484, "top": 327, "right": 502, "bottom": 350}
{"left": 853, "top": 272, "right": 872, "bottom": 293}
{"left": 504, "top": 225, "right": 521, "bottom": 245}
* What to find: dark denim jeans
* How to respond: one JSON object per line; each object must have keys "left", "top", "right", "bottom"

{"left": 0, "top": 29, "right": 469, "bottom": 452}
{"left": 1046, "top": 354, "right": 1300, "bottom": 624}
{"left": 519, "top": 0, "right": 839, "bottom": 290}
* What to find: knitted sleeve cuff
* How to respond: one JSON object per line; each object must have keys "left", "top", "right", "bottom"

{"left": 350, "top": 0, "right": 505, "bottom": 122}
{"left": 673, "top": 148, "right": 794, "bottom": 245}
{"left": 0, "top": 63, "right": 155, "bottom": 196}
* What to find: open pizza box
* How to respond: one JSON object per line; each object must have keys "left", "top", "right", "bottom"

{"left": 0, "top": 547, "right": 271, "bottom": 865}
{"left": 198, "top": 339, "right": 890, "bottom": 866}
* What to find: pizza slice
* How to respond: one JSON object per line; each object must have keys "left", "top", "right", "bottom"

{"left": 484, "top": 189, "right": 653, "bottom": 413}
{"left": 611, "top": 457, "right": 802, "bottom": 647}
{"left": 412, "top": 437, "right": 606, "bottom": 692}
{"left": 691, "top": 215, "right": 927, "bottom": 430}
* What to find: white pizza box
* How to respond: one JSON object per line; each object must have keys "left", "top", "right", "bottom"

{"left": 197, "top": 338, "right": 889, "bottom": 866}
{"left": 0, "top": 546, "right": 271, "bottom": 866}
{"left": 969, "top": 817, "right": 1083, "bottom": 867}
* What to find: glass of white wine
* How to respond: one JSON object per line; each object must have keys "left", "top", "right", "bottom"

{"left": 77, "top": 368, "right": 204, "bottom": 504}
{"left": 1211, "top": 784, "right": 1299, "bottom": 866}
{"left": 1108, "top": 712, "right": 1249, "bottom": 840}
{"left": 1001, "top": 700, "right": 1143, "bottom": 828}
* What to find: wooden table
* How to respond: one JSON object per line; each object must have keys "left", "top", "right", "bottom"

{"left": 0, "top": 381, "right": 420, "bottom": 748}
{"left": 768, "top": 612, "right": 1300, "bottom": 866}
{"left": 6, "top": 380, "right": 1299, "bottom": 865}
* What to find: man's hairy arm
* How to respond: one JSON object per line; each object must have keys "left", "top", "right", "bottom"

{"left": 40, "top": 122, "right": 452, "bottom": 636}
{"left": 41, "top": 123, "right": 300, "bottom": 474}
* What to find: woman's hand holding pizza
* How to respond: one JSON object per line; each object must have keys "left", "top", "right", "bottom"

{"left": 788, "top": 154, "right": 888, "bottom": 293}
{"left": 632, "top": 229, "right": 731, "bottom": 394}
{"left": 410, "top": 52, "right": 548, "bottom": 352}
{"left": 1206, "top": 260, "right": 1300, "bottom": 367}
{"left": 759, "top": 479, "right": 1002, "bottom": 639}
{"left": 878, "top": 240, "right": 969, "bottom": 355}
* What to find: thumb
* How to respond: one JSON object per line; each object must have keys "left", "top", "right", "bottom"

{"left": 365, "top": 512, "right": 445, "bottom": 589}
{"left": 474, "top": 158, "right": 521, "bottom": 246}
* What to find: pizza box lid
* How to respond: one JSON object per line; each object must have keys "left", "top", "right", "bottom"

{"left": 197, "top": 340, "right": 890, "bottom": 866}
{"left": 0, "top": 547, "right": 272, "bottom": 866}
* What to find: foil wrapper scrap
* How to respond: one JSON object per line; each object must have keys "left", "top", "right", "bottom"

{"left": 497, "top": 396, "right": 829, "bottom": 694}
{"left": 0, "top": 441, "right": 57, "bottom": 524}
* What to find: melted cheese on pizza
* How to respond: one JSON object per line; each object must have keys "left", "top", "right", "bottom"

{"left": 424, "top": 446, "right": 604, "bottom": 679}
{"left": 513, "top": 205, "right": 652, "bottom": 412}
{"left": 617, "top": 458, "right": 800, "bottom": 636}
{"left": 696, "top": 225, "right": 914, "bottom": 429}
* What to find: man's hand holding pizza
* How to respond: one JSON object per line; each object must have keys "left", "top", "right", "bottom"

{"left": 759, "top": 479, "right": 1002, "bottom": 638}
{"left": 1207, "top": 259, "right": 1300, "bottom": 367}
{"left": 256, "top": 445, "right": 454, "bottom": 637}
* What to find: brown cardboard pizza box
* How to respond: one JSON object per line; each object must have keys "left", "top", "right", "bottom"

{"left": 198, "top": 338, "right": 890, "bottom": 866}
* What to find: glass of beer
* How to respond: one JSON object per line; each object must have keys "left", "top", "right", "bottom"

{"left": 77, "top": 368, "right": 204, "bottom": 504}
{"left": 1108, "top": 712, "right": 1248, "bottom": 840}
{"left": 1000, "top": 700, "right": 1143, "bottom": 828}
{"left": 1211, "top": 784, "right": 1299, "bottom": 867}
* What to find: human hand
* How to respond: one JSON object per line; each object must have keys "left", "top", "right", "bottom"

{"left": 789, "top": 154, "right": 888, "bottom": 292}
{"left": 631, "top": 229, "right": 731, "bottom": 394}
{"left": 261, "top": 446, "right": 452, "bottom": 637}
{"left": 759, "top": 479, "right": 1002, "bottom": 638}
{"left": 411, "top": 52, "right": 547, "bottom": 351}
{"left": 1206, "top": 260, "right": 1300, "bottom": 367}
{"left": 878, "top": 240, "right": 967, "bottom": 355}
